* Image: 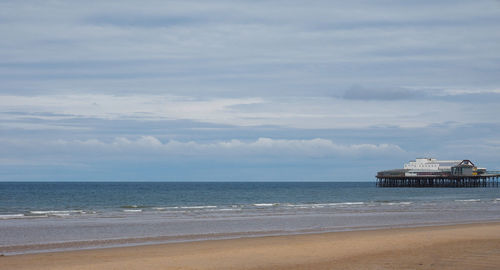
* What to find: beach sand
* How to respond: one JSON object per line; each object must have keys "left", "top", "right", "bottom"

{"left": 2, "top": 222, "right": 500, "bottom": 270}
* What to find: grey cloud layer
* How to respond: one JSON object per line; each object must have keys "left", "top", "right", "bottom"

{"left": 1, "top": 0, "right": 499, "bottom": 97}
{"left": 1, "top": 1, "right": 500, "bottom": 180}
{"left": 2, "top": 94, "right": 498, "bottom": 129}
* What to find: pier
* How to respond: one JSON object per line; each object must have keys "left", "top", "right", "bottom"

{"left": 376, "top": 174, "right": 500, "bottom": 188}
{"left": 376, "top": 158, "right": 500, "bottom": 187}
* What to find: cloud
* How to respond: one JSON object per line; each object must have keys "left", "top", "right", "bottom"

{"left": 1, "top": 0, "right": 500, "bottom": 97}
{"left": 343, "top": 85, "right": 420, "bottom": 100}
{"left": 67, "top": 136, "right": 406, "bottom": 158}
{"left": 0, "top": 94, "right": 265, "bottom": 122}
{"left": 342, "top": 85, "right": 500, "bottom": 103}
{"left": 86, "top": 14, "right": 202, "bottom": 28}
{"left": 1, "top": 136, "right": 405, "bottom": 161}
{"left": 1, "top": 92, "right": 499, "bottom": 131}
{"left": 434, "top": 90, "right": 500, "bottom": 103}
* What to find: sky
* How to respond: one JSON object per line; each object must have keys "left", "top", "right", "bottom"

{"left": 1, "top": 0, "right": 500, "bottom": 181}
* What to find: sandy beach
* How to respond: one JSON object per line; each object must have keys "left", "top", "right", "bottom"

{"left": 2, "top": 222, "right": 500, "bottom": 270}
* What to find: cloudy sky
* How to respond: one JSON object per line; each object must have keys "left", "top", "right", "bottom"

{"left": 1, "top": 0, "right": 500, "bottom": 181}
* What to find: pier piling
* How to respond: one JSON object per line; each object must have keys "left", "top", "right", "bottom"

{"left": 376, "top": 175, "right": 500, "bottom": 188}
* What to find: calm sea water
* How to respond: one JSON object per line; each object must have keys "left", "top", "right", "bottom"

{"left": 1, "top": 182, "right": 499, "bottom": 254}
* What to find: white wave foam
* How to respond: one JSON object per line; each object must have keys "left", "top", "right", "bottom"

{"left": 29, "top": 210, "right": 85, "bottom": 215}
{"left": 123, "top": 209, "right": 142, "bottom": 212}
{"left": 52, "top": 213, "right": 71, "bottom": 217}
{"left": 0, "top": 214, "right": 25, "bottom": 219}
{"left": 336, "top": 202, "right": 365, "bottom": 206}
{"left": 179, "top": 206, "right": 217, "bottom": 209}
{"left": 313, "top": 203, "right": 334, "bottom": 207}
{"left": 253, "top": 203, "right": 279, "bottom": 207}
{"left": 398, "top": 202, "right": 412, "bottom": 205}
{"left": 310, "top": 202, "right": 365, "bottom": 207}
{"left": 455, "top": 199, "right": 480, "bottom": 202}
{"left": 218, "top": 208, "right": 238, "bottom": 211}
{"left": 283, "top": 204, "right": 309, "bottom": 208}
{"left": 262, "top": 202, "right": 367, "bottom": 209}
{"left": 381, "top": 202, "right": 413, "bottom": 206}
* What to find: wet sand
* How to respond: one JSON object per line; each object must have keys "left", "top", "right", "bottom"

{"left": 2, "top": 222, "right": 500, "bottom": 270}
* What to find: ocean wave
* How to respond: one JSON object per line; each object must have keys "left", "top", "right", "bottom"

{"left": 122, "top": 209, "right": 142, "bottom": 212}
{"left": 328, "top": 202, "right": 365, "bottom": 206}
{"left": 454, "top": 199, "right": 480, "bottom": 202}
{"left": 150, "top": 205, "right": 223, "bottom": 211}
{"left": 0, "top": 214, "right": 25, "bottom": 219}
{"left": 301, "top": 202, "right": 365, "bottom": 208}
{"left": 180, "top": 205, "right": 217, "bottom": 209}
{"left": 381, "top": 202, "right": 413, "bottom": 206}
{"left": 253, "top": 203, "right": 279, "bottom": 207}
{"left": 218, "top": 208, "right": 239, "bottom": 211}
{"left": 29, "top": 210, "right": 86, "bottom": 215}
{"left": 248, "top": 202, "right": 368, "bottom": 209}
{"left": 1, "top": 210, "right": 91, "bottom": 219}
{"left": 120, "top": 205, "right": 150, "bottom": 209}
{"left": 119, "top": 202, "right": 372, "bottom": 212}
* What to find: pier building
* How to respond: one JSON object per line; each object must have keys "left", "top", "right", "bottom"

{"left": 376, "top": 158, "right": 499, "bottom": 187}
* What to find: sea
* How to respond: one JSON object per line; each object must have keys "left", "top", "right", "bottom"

{"left": 1, "top": 182, "right": 499, "bottom": 255}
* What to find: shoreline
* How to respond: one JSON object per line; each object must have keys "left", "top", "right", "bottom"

{"left": 3, "top": 218, "right": 500, "bottom": 255}
{"left": 2, "top": 221, "right": 500, "bottom": 269}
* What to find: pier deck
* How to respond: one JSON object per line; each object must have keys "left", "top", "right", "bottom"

{"left": 376, "top": 174, "right": 500, "bottom": 188}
